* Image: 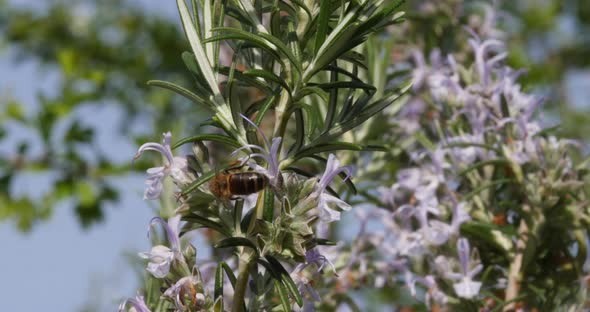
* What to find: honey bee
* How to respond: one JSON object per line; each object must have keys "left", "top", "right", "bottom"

{"left": 209, "top": 162, "right": 268, "bottom": 199}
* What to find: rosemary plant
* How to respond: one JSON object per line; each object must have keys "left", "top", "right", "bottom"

{"left": 120, "top": 1, "right": 407, "bottom": 311}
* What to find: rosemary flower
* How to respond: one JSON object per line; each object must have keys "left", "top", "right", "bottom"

{"left": 231, "top": 115, "right": 282, "bottom": 187}
{"left": 118, "top": 295, "right": 151, "bottom": 312}
{"left": 293, "top": 248, "right": 337, "bottom": 275}
{"left": 444, "top": 238, "right": 483, "bottom": 299}
{"left": 134, "top": 132, "right": 192, "bottom": 200}
{"left": 312, "top": 154, "right": 353, "bottom": 223}
{"left": 139, "top": 215, "right": 184, "bottom": 278}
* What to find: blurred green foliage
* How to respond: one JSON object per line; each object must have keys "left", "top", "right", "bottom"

{"left": 0, "top": 0, "right": 589, "bottom": 231}
{"left": 0, "top": 0, "right": 211, "bottom": 230}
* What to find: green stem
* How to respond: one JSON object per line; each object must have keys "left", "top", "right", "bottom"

{"left": 262, "top": 188, "right": 275, "bottom": 221}
{"left": 272, "top": 90, "right": 292, "bottom": 138}
{"left": 232, "top": 252, "right": 255, "bottom": 312}
{"left": 234, "top": 199, "right": 244, "bottom": 235}
{"left": 503, "top": 219, "right": 528, "bottom": 312}
{"left": 503, "top": 204, "right": 544, "bottom": 311}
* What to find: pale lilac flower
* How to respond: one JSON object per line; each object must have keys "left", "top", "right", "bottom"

{"left": 457, "top": 99, "right": 490, "bottom": 135}
{"left": 139, "top": 215, "right": 184, "bottom": 278}
{"left": 290, "top": 243, "right": 341, "bottom": 310}
{"left": 498, "top": 69, "right": 542, "bottom": 124}
{"left": 391, "top": 166, "right": 443, "bottom": 207}
{"left": 494, "top": 68, "right": 545, "bottom": 142}
{"left": 428, "top": 72, "right": 455, "bottom": 102}
{"left": 414, "top": 189, "right": 440, "bottom": 225}
{"left": 472, "top": 2, "right": 505, "bottom": 39}
{"left": 377, "top": 186, "right": 396, "bottom": 208}
{"left": 444, "top": 134, "right": 487, "bottom": 165}
{"left": 403, "top": 270, "right": 448, "bottom": 306}
{"left": 384, "top": 211, "right": 428, "bottom": 256}
{"left": 468, "top": 38, "right": 504, "bottom": 86}
{"left": 393, "top": 168, "right": 422, "bottom": 191}
{"left": 396, "top": 98, "right": 426, "bottom": 135}
{"left": 140, "top": 245, "right": 175, "bottom": 278}
{"left": 394, "top": 229, "right": 427, "bottom": 257}
{"left": 422, "top": 275, "right": 448, "bottom": 306}
{"left": 424, "top": 202, "right": 470, "bottom": 246}
{"left": 411, "top": 49, "right": 429, "bottom": 91}
{"left": 411, "top": 49, "right": 465, "bottom": 105}
{"left": 294, "top": 248, "right": 337, "bottom": 275}
{"left": 312, "top": 154, "right": 353, "bottom": 222}
{"left": 411, "top": 49, "right": 447, "bottom": 92}
{"left": 292, "top": 272, "right": 321, "bottom": 312}
{"left": 392, "top": 168, "right": 441, "bottom": 229}
{"left": 118, "top": 295, "right": 151, "bottom": 312}
{"left": 134, "top": 132, "right": 192, "bottom": 200}
{"left": 408, "top": 150, "right": 449, "bottom": 186}
{"left": 404, "top": 269, "right": 421, "bottom": 297}
{"left": 446, "top": 238, "right": 483, "bottom": 299}
{"left": 291, "top": 248, "right": 337, "bottom": 310}
{"left": 231, "top": 115, "right": 282, "bottom": 187}
{"left": 504, "top": 139, "right": 535, "bottom": 165}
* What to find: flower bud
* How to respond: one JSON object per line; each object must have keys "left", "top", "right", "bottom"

{"left": 183, "top": 243, "right": 197, "bottom": 265}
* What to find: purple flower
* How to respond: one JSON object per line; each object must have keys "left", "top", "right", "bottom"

{"left": 456, "top": 99, "right": 490, "bottom": 136}
{"left": 467, "top": 38, "right": 504, "bottom": 86}
{"left": 444, "top": 134, "right": 487, "bottom": 166}
{"left": 492, "top": 68, "right": 545, "bottom": 150}
{"left": 134, "top": 132, "right": 192, "bottom": 200}
{"left": 291, "top": 248, "right": 340, "bottom": 311}
{"left": 498, "top": 69, "right": 542, "bottom": 127}
{"left": 444, "top": 238, "right": 483, "bottom": 299}
{"left": 377, "top": 185, "right": 396, "bottom": 208}
{"left": 411, "top": 49, "right": 447, "bottom": 92}
{"left": 411, "top": 49, "right": 429, "bottom": 91}
{"left": 403, "top": 270, "right": 448, "bottom": 306}
{"left": 411, "top": 49, "right": 465, "bottom": 105}
{"left": 473, "top": 2, "right": 505, "bottom": 39}
{"left": 118, "top": 295, "right": 151, "bottom": 312}
{"left": 294, "top": 248, "right": 337, "bottom": 276}
{"left": 139, "top": 215, "right": 184, "bottom": 278}
{"left": 291, "top": 270, "right": 321, "bottom": 312}
{"left": 231, "top": 115, "right": 282, "bottom": 187}
{"left": 377, "top": 211, "right": 418, "bottom": 256}
{"left": 394, "top": 229, "right": 427, "bottom": 257}
{"left": 312, "top": 154, "right": 353, "bottom": 223}
{"left": 503, "top": 139, "right": 536, "bottom": 165}
{"left": 424, "top": 202, "right": 470, "bottom": 246}
{"left": 393, "top": 168, "right": 423, "bottom": 191}
{"left": 391, "top": 167, "right": 442, "bottom": 228}
{"left": 140, "top": 245, "right": 174, "bottom": 278}
{"left": 396, "top": 98, "right": 427, "bottom": 135}
{"left": 393, "top": 161, "right": 444, "bottom": 196}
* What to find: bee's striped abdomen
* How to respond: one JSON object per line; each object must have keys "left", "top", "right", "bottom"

{"left": 228, "top": 172, "right": 267, "bottom": 195}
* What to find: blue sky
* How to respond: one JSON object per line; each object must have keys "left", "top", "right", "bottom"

{"left": 0, "top": 1, "right": 179, "bottom": 311}
{"left": 0, "top": 46, "right": 153, "bottom": 312}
